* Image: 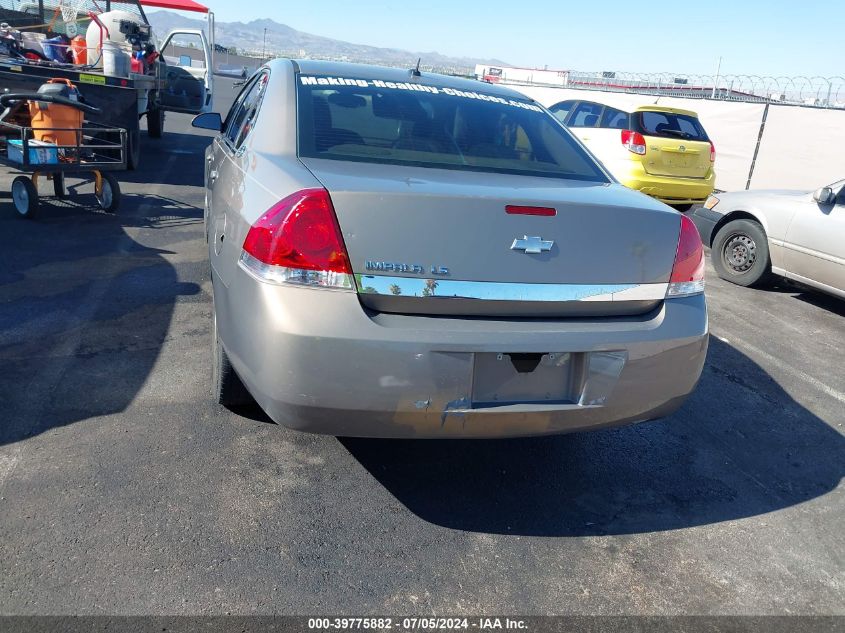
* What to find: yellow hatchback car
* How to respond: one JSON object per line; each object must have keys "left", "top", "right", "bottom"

{"left": 549, "top": 100, "right": 716, "bottom": 210}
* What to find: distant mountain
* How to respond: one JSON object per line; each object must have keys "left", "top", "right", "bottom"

{"left": 147, "top": 11, "right": 508, "bottom": 74}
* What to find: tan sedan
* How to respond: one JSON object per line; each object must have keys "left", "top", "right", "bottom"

{"left": 692, "top": 181, "right": 845, "bottom": 299}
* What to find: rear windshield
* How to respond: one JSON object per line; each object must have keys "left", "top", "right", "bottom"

{"left": 638, "top": 111, "right": 709, "bottom": 141}
{"left": 296, "top": 75, "right": 608, "bottom": 182}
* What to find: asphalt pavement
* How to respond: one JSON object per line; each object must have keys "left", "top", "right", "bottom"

{"left": 0, "top": 78, "right": 843, "bottom": 616}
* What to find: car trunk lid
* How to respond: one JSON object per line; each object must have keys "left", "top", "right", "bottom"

{"left": 300, "top": 158, "right": 682, "bottom": 317}
{"left": 637, "top": 109, "right": 712, "bottom": 179}
{"left": 643, "top": 137, "right": 712, "bottom": 179}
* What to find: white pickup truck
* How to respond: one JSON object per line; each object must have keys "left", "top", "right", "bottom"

{"left": 0, "top": 0, "right": 216, "bottom": 169}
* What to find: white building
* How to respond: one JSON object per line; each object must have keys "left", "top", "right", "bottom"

{"left": 474, "top": 65, "right": 569, "bottom": 87}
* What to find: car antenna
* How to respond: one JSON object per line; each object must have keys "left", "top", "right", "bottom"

{"left": 409, "top": 58, "right": 422, "bottom": 79}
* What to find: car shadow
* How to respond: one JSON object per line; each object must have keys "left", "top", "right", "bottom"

{"left": 225, "top": 403, "right": 275, "bottom": 424}
{"left": 0, "top": 189, "right": 203, "bottom": 227}
{"left": 120, "top": 131, "right": 214, "bottom": 187}
{"left": 0, "top": 173, "right": 203, "bottom": 447}
{"left": 792, "top": 290, "right": 845, "bottom": 316}
{"left": 341, "top": 337, "right": 844, "bottom": 536}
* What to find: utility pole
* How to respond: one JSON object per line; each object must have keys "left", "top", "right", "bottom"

{"left": 711, "top": 56, "right": 722, "bottom": 99}
{"left": 262, "top": 27, "right": 268, "bottom": 63}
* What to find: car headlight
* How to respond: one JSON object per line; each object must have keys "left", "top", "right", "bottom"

{"left": 703, "top": 195, "right": 720, "bottom": 210}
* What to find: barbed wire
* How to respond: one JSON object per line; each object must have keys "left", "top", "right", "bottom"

{"left": 519, "top": 71, "right": 845, "bottom": 108}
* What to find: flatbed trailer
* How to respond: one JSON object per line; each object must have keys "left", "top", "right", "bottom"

{"left": 0, "top": 0, "right": 214, "bottom": 170}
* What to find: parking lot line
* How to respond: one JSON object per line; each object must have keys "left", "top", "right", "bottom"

{"left": 711, "top": 328, "right": 845, "bottom": 408}
{"left": 0, "top": 446, "right": 20, "bottom": 494}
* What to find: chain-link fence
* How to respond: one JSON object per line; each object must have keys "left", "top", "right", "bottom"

{"left": 517, "top": 70, "right": 845, "bottom": 109}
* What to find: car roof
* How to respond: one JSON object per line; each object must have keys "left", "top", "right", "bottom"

{"left": 550, "top": 95, "right": 700, "bottom": 118}
{"left": 632, "top": 104, "right": 700, "bottom": 118}
{"left": 275, "top": 58, "right": 538, "bottom": 102}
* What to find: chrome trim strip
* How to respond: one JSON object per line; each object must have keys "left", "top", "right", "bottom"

{"left": 357, "top": 275, "right": 669, "bottom": 302}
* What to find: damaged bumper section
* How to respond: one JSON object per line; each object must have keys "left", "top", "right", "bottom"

{"left": 217, "top": 277, "right": 708, "bottom": 439}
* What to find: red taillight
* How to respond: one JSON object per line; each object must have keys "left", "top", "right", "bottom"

{"left": 240, "top": 189, "right": 353, "bottom": 289}
{"left": 621, "top": 130, "right": 646, "bottom": 155}
{"left": 243, "top": 188, "right": 351, "bottom": 273}
{"left": 709, "top": 140, "right": 716, "bottom": 162}
{"left": 667, "top": 215, "right": 705, "bottom": 296}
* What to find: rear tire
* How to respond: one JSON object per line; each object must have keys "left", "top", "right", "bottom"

{"left": 147, "top": 107, "right": 164, "bottom": 139}
{"left": 126, "top": 129, "right": 141, "bottom": 171}
{"left": 212, "top": 309, "right": 253, "bottom": 407}
{"left": 52, "top": 172, "right": 67, "bottom": 199}
{"left": 712, "top": 218, "right": 773, "bottom": 287}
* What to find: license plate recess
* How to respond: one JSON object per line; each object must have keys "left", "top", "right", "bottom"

{"left": 471, "top": 352, "right": 583, "bottom": 407}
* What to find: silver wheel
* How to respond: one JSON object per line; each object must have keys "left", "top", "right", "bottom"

{"left": 722, "top": 233, "right": 757, "bottom": 273}
{"left": 95, "top": 173, "right": 121, "bottom": 213}
{"left": 97, "top": 183, "right": 112, "bottom": 208}
{"left": 11, "top": 176, "right": 38, "bottom": 219}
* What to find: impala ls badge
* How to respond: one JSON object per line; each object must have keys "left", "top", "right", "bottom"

{"left": 365, "top": 261, "right": 449, "bottom": 275}
{"left": 511, "top": 236, "right": 554, "bottom": 254}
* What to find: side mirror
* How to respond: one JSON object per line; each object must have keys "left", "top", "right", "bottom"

{"left": 813, "top": 186, "right": 835, "bottom": 205}
{"left": 192, "top": 112, "right": 223, "bottom": 132}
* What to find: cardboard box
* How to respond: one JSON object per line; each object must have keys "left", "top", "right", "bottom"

{"left": 7, "top": 139, "right": 59, "bottom": 165}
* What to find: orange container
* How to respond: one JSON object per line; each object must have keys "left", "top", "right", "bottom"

{"left": 28, "top": 78, "right": 84, "bottom": 147}
{"left": 70, "top": 37, "right": 87, "bottom": 65}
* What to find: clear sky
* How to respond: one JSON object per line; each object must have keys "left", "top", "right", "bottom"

{"left": 184, "top": 0, "right": 840, "bottom": 78}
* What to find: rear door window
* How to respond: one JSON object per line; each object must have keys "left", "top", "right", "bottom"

{"left": 297, "top": 75, "right": 608, "bottom": 182}
{"left": 638, "top": 111, "right": 708, "bottom": 141}
{"left": 600, "top": 106, "right": 629, "bottom": 129}
{"left": 835, "top": 180, "right": 845, "bottom": 205}
{"left": 224, "top": 71, "right": 270, "bottom": 150}
{"left": 222, "top": 76, "right": 257, "bottom": 136}
{"left": 568, "top": 102, "right": 603, "bottom": 128}
{"left": 548, "top": 100, "right": 577, "bottom": 123}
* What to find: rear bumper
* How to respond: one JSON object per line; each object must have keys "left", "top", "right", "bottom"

{"left": 690, "top": 207, "right": 722, "bottom": 246}
{"left": 216, "top": 270, "right": 709, "bottom": 438}
{"left": 610, "top": 161, "right": 716, "bottom": 205}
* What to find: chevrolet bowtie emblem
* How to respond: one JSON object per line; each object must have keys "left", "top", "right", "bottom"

{"left": 510, "top": 236, "right": 554, "bottom": 254}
